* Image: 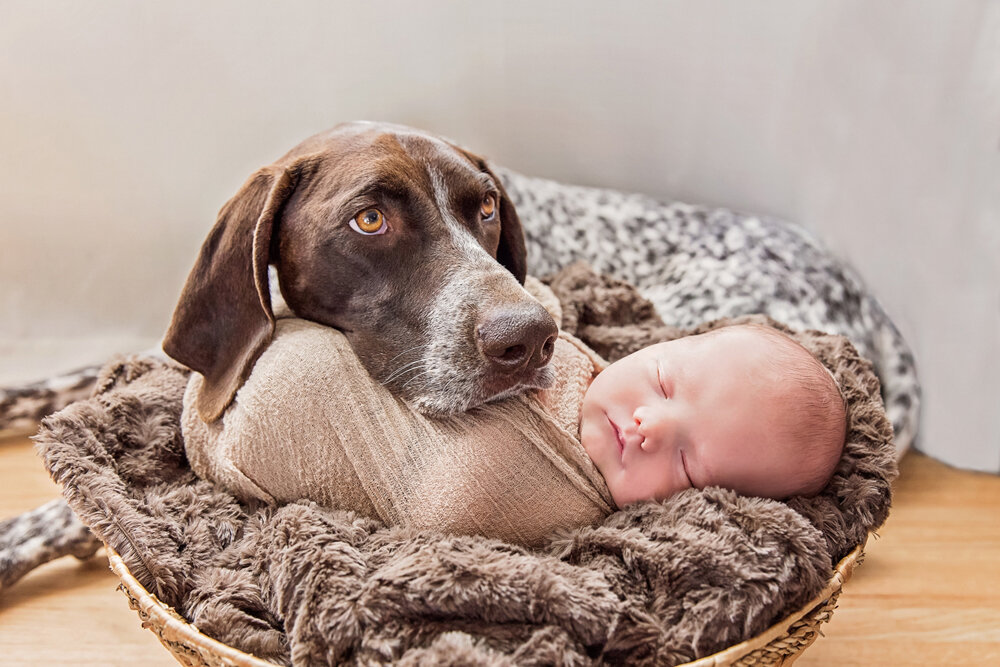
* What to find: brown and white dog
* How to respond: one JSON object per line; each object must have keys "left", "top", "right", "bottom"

{"left": 2, "top": 122, "right": 564, "bottom": 594}
{"left": 0, "top": 119, "right": 922, "bottom": 595}
{"left": 165, "top": 121, "right": 558, "bottom": 422}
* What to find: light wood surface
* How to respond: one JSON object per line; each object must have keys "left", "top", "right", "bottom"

{"left": 1, "top": 435, "right": 998, "bottom": 666}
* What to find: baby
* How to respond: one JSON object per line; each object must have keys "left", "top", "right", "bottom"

{"left": 183, "top": 279, "right": 850, "bottom": 545}
{"left": 579, "top": 322, "right": 847, "bottom": 509}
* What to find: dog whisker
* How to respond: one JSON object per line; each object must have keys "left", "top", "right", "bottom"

{"left": 385, "top": 345, "right": 426, "bottom": 367}
{"left": 399, "top": 367, "right": 438, "bottom": 391}
{"left": 382, "top": 358, "right": 427, "bottom": 385}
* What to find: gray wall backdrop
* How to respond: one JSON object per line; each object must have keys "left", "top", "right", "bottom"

{"left": 1, "top": 1, "right": 997, "bottom": 471}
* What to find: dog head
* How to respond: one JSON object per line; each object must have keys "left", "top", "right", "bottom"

{"left": 164, "top": 122, "right": 557, "bottom": 422}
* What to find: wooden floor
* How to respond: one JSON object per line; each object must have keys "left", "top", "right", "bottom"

{"left": 1, "top": 435, "right": 998, "bottom": 666}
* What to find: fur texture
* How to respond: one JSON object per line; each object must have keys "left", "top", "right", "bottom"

{"left": 25, "top": 264, "right": 896, "bottom": 666}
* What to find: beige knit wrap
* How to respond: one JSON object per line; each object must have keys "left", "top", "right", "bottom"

{"left": 182, "top": 278, "right": 616, "bottom": 546}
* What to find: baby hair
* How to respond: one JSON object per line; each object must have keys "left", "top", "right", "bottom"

{"left": 706, "top": 323, "right": 848, "bottom": 497}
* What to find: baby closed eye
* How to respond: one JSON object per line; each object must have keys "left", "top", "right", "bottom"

{"left": 655, "top": 361, "right": 673, "bottom": 399}
{"left": 680, "top": 450, "right": 695, "bottom": 488}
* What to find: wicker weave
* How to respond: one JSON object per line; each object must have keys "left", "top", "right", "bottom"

{"left": 109, "top": 550, "right": 275, "bottom": 667}
{"left": 107, "top": 543, "right": 863, "bottom": 667}
{"left": 678, "top": 546, "right": 863, "bottom": 667}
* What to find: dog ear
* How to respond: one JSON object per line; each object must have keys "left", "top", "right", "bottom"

{"left": 163, "top": 160, "right": 309, "bottom": 423}
{"left": 492, "top": 167, "right": 528, "bottom": 284}
{"left": 458, "top": 149, "right": 527, "bottom": 284}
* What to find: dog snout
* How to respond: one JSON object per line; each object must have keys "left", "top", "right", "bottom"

{"left": 476, "top": 303, "right": 558, "bottom": 374}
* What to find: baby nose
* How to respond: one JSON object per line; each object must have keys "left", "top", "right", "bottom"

{"left": 633, "top": 406, "right": 669, "bottom": 452}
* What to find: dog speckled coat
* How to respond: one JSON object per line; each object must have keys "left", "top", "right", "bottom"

{"left": 33, "top": 264, "right": 896, "bottom": 666}
{"left": 498, "top": 167, "right": 918, "bottom": 457}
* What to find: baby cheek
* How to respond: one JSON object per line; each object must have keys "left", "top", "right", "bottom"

{"left": 627, "top": 458, "right": 679, "bottom": 503}
{"left": 579, "top": 386, "right": 610, "bottom": 438}
{"left": 579, "top": 409, "right": 609, "bottom": 467}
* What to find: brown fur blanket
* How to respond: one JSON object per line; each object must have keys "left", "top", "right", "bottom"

{"left": 35, "top": 263, "right": 896, "bottom": 666}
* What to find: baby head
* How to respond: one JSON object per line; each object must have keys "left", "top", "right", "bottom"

{"left": 580, "top": 323, "right": 846, "bottom": 509}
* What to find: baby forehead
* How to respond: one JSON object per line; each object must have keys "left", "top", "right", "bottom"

{"left": 650, "top": 324, "right": 783, "bottom": 354}
{"left": 689, "top": 324, "right": 800, "bottom": 353}
{"left": 652, "top": 325, "right": 820, "bottom": 377}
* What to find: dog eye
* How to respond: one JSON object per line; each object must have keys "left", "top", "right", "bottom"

{"left": 480, "top": 194, "right": 497, "bottom": 222}
{"left": 350, "top": 208, "right": 387, "bottom": 235}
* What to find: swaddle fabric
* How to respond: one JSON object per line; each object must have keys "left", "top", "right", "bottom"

{"left": 182, "top": 278, "right": 615, "bottom": 546}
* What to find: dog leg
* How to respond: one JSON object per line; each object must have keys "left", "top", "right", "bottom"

{"left": 0, "top": 498, "right": 101, "bottom": 593}
{"left": 0, "top": 367, "right": 101, "bottom": 439}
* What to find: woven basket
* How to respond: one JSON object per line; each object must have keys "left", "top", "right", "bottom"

{"left": 107, "top": 542, "right": 863, "bottom": 667}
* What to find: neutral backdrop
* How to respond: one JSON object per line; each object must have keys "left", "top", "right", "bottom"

{"left": 1, "top": 1, "right": 997, "bottom": 471}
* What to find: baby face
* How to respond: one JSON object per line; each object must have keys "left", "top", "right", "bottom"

{"left": 580, "top": 326, "right": 814, "bottom": 508}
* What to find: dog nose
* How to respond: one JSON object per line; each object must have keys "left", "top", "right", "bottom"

{"left": 476, "top": 303, "right": 558, "bottom": 373}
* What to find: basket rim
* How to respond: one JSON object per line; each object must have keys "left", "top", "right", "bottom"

{"left": 108, "top": 548, "right": 279, "bottom": 667}
{"left": 107, "top": 541, "right": 865, "bottom": 667}
{"left": 676, "top": 542, "right": 864, "bottom": 667}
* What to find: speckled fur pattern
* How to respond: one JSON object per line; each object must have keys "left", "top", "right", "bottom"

{"left": 496, "top": 166, "right": 919, "bottom": 456}
{"left": 0, "top": 498, "right": 101, "bottom": 592}
{"left": 0, "top": 366, "right": 98, "bottom": 438}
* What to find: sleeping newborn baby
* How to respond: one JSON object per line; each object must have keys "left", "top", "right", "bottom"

{"left": 183, "top": 275, "right": 847, "bottom": 546}
{"left": 580, "top": 322, "right": 846, "bottom": 509}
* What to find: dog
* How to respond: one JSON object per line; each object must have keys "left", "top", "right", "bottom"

{"left": 2, "top": 122, "right": 561, "bottom": 437}
{"left": 1, "top": 122, "right": 920, "bottom": 447}
{"left": 163, "top": 121, "right": 558, "bottom": 422}
{"left": 3, "top": 121, "right": 567, "bottom": 590}
{"left": 0, "top": 121, "right": 920, "bottom": 592}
